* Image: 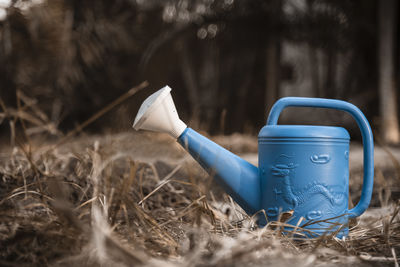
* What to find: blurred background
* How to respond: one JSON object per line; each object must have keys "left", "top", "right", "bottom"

{"left": 0, "top": 0, "right": 399, "bottom": 143}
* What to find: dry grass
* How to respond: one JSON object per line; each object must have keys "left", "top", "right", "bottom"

{"left": 0, "top": 91, "right": 400, "bottom": 267}
{"left": 1, "top": 135, "right": 400, "bottom": 267}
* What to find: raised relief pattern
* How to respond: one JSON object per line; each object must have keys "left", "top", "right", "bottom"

{"left": 310, "top": 154, "right": 331, "bottom": 164}
{"left": 271, "top": 162, "right": 345, "bottom": 209}
{"left": 273, "top": 188, "right": 282, "bottom": 200}
{"left": 306, "top": 210, "right": 322, "bottom": 220}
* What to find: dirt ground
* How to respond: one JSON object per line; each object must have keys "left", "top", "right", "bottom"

{"left": 0, "top": 131, "right": 399, "bottom": 266}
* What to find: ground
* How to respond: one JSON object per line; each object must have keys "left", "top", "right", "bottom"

{"left": 0, "top": 131, "right": 399, "bottom": 266}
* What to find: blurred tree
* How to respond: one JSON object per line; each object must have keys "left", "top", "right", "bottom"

{"left": 0, "top": 0, "right": 395, "bottom": 137}
{"left": 378, "top": 0, "right": 399, "bottom": 144}
{"left": 265, "top": 0, "right": 282, "bottom": 120}
{"left": 0, "top": 0, "right": 162, "bottom": 130}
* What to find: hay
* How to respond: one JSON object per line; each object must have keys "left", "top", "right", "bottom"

{"left": 0, "top": 133, "right": 399, "bottom": 267}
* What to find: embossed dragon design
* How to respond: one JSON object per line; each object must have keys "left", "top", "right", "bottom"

{"left": 271, "top": 163, "right": 345, "bottom": 209}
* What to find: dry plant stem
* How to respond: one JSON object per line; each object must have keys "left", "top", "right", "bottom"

{"left": 109, "top": 160, "right": 138, "bottom": 225}
{"left": 54, "top": 81, "right": 148, "bottom": 148}
{"left": 1, "top": 92, "right": 58, "bottom": 142}
{"left": 158, "top": 195, "right": 206, "bottom": 226}
{"left": 139, "top": 167, "right": 145, "bottom": 202}
{"left": 0, "top": 98, "right": 16, "bottom": 146}
{"left": 392, "top": 247, "right": 399, "bottom": 267}
{"left": 138, "top": 165, "right": 181, "bottom": 205}
{"left": 289, "top": 216, "right": 304, "bottom": 238}
{"left": 16, "top": 89, "right": 32, "bottom": 146}
{"left": 16, "top": 139, "right": 45, "bottom": 193}
{"left": 359, "top": 254, "right": 400, "bottom": 263}
{"left": 17, "top": 90, "right": 49, "bottom": 122}
{"left": 131, "top": 201, "right": 178, "bottom": 247}
{"left": 0, "top": 190, "right": 53, "bottom": 204}
{"left": 391, "top": 201, "right": 400, "bottom": 224}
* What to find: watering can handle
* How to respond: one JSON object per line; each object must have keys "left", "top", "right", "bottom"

{"left": 266, "top": 97, "right": 374, "bottom": 218}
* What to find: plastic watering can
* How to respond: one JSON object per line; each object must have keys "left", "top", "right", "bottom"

{"left": 133, "top": 86, "right": 374, "bottom": 237}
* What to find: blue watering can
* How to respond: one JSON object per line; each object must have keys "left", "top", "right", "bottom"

{"left": 133, "top": 86, "right": 374, "bottom": 237}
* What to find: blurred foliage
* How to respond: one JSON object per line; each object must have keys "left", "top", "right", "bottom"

{"left": 0, "top": 0, "right": 379, "bottom": 134}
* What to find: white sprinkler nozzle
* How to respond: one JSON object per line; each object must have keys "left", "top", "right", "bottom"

{"left": 133, "top": 86, "right": 187, "bottom": 139}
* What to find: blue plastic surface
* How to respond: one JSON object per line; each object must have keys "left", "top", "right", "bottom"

{"left": 177, "top": 97, "right": 374, "bottom": 237}
{"left": 259, "top": 125, "right": 350, "bottom": 139}
{"left": 267, "top": 97, "right": 374, "bottom": 219}
{"left": 258, "top": 126, "right": 350, "bottom": 236}
{"left": 178, "top": 128, "right": 260, "bottom": 214}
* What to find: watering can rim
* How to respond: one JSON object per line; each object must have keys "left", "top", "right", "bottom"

{"left": 259, "top": 125, "right": 350, "bottom": 139}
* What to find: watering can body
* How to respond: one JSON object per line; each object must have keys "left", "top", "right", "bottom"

{"left": 258, "top": 125, "right": 350, "bottom": 236}
{"left": 177, "top": 97, "right": 374, "bottom": 237}
{"left": 134, "top": 87, "right": 374, "bottom": 238}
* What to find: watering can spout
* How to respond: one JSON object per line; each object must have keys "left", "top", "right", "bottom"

{"left": 178, "top": 128, "right": 260, "bottom": 214}
{"left": 133, "top": 86, "right": 260, "bottom": 215}
{"left": 132, "top": 86, "right": 187, "bottom": 138}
